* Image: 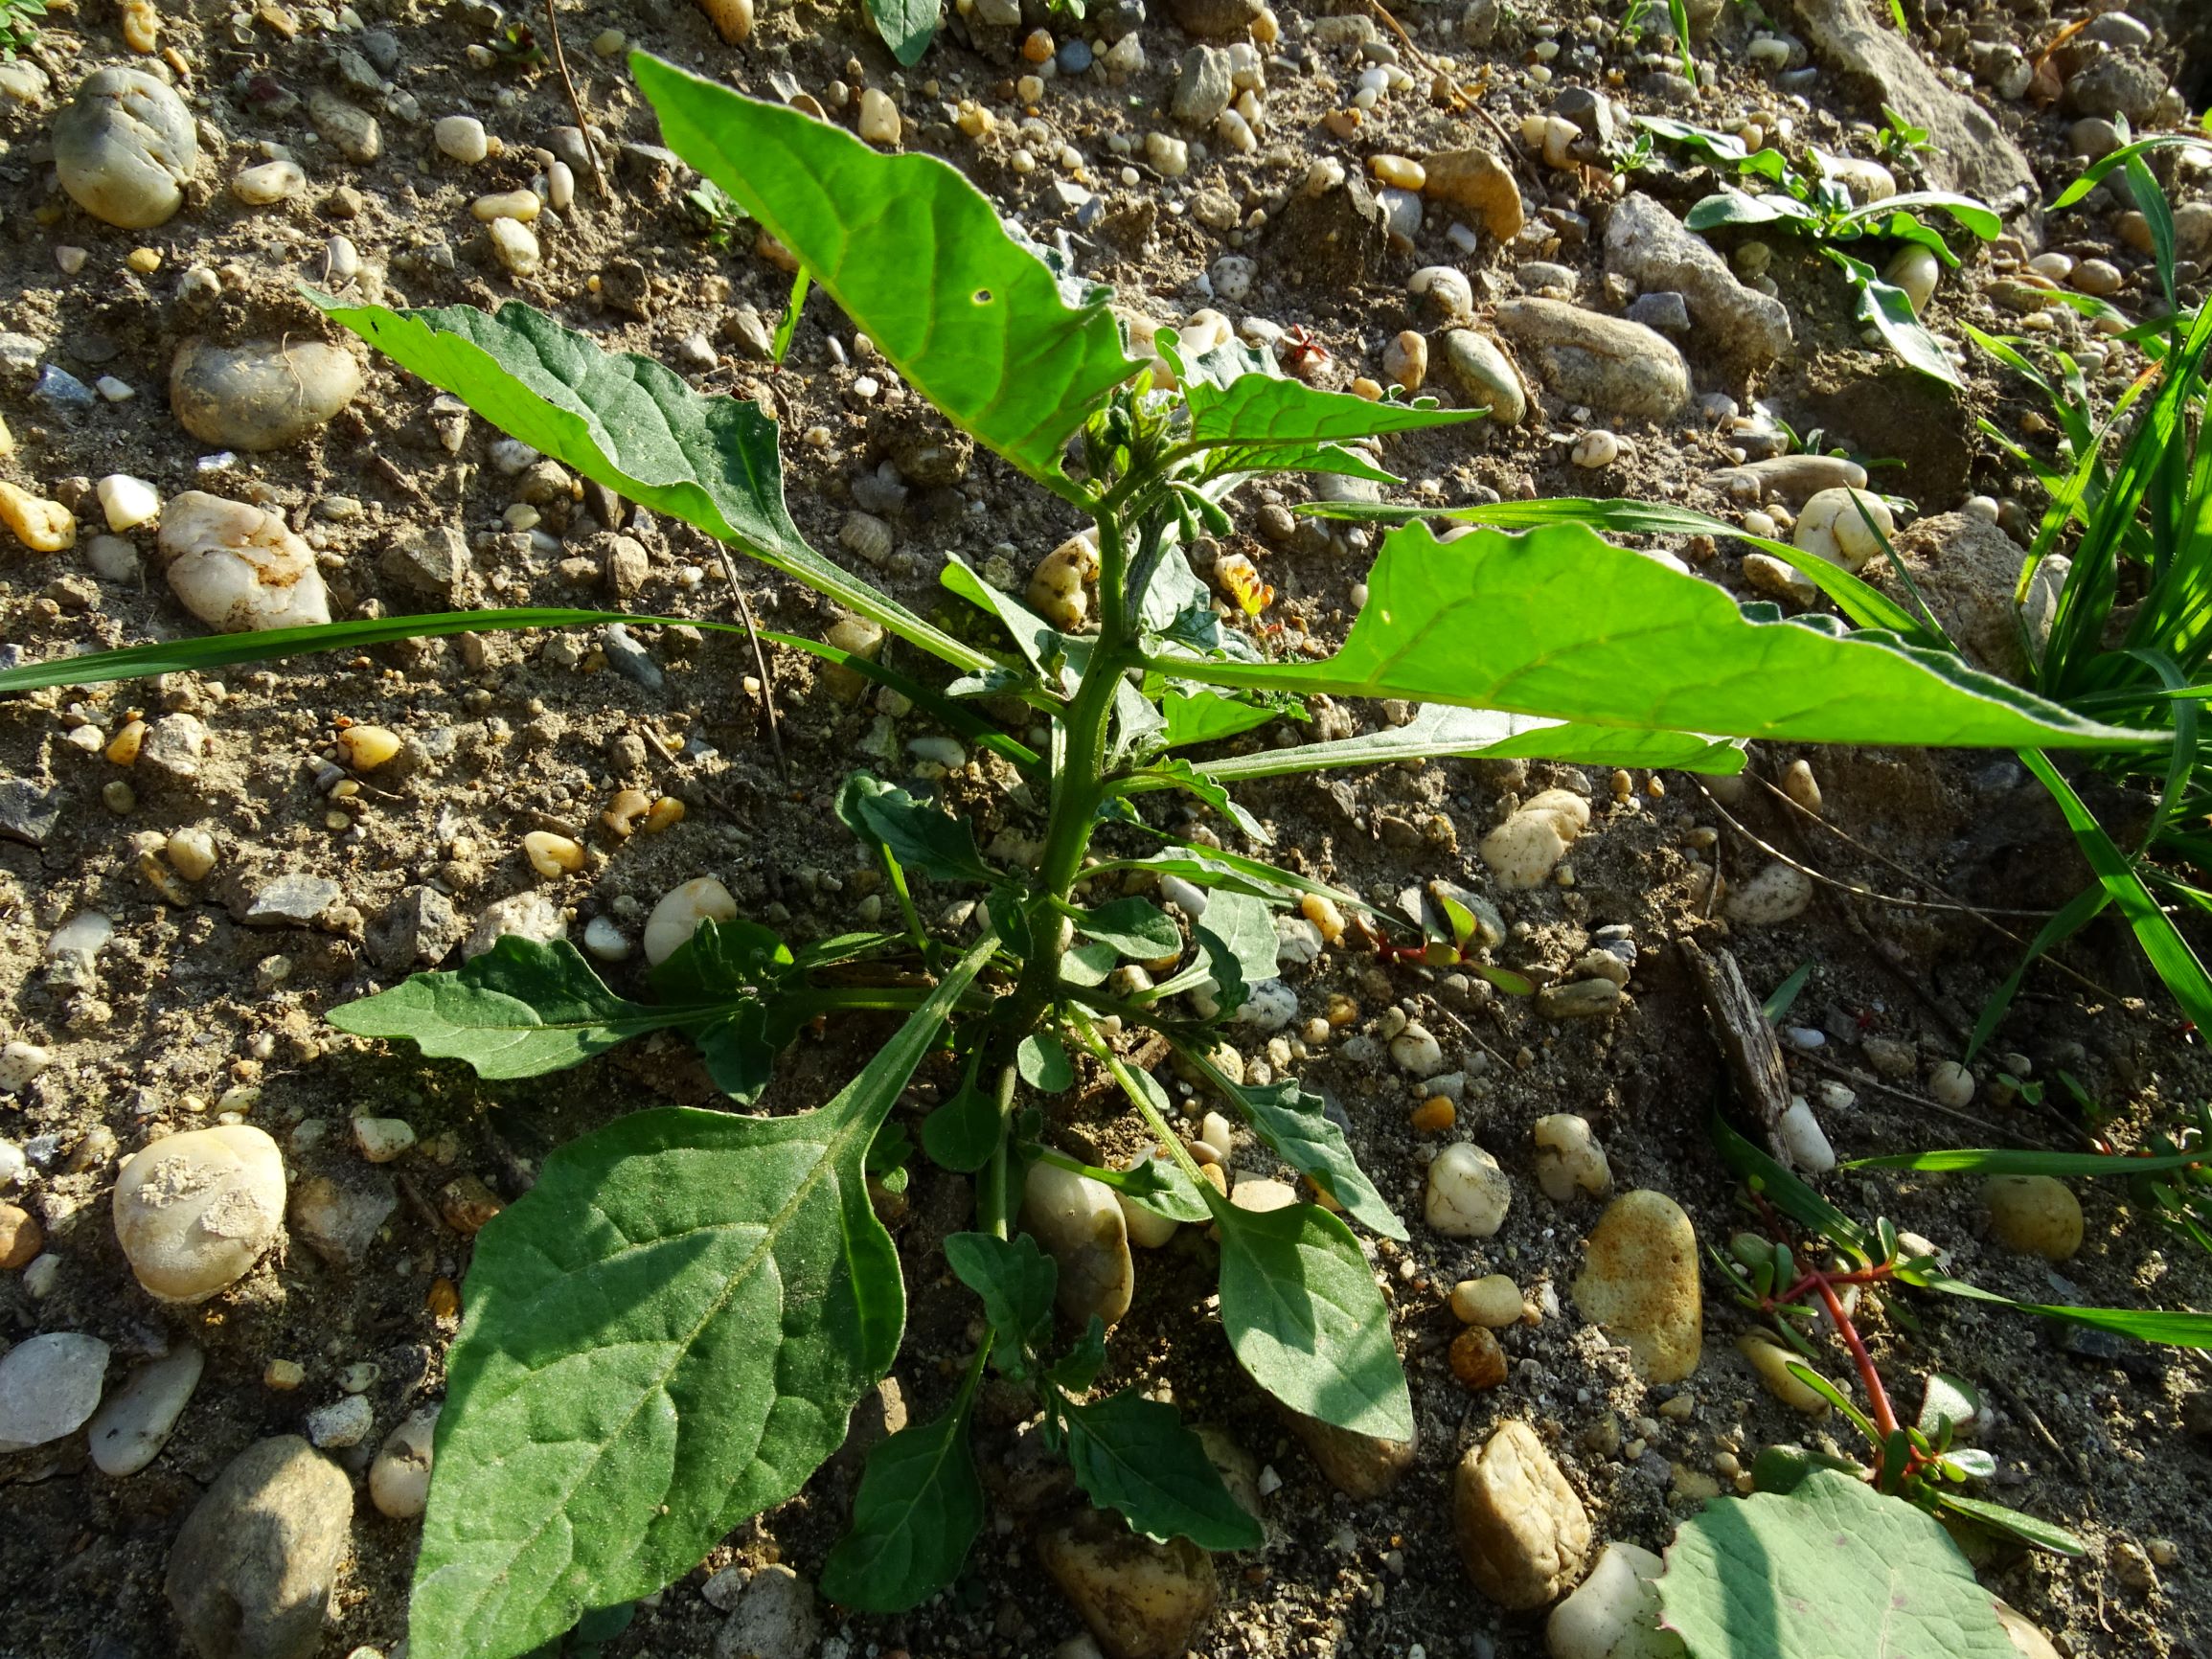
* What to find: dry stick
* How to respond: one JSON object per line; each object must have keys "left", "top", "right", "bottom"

{"left": 712, "top": 544, "right": 787, "bottom": 781}
{"left": 1739, "top": 771, "right": 2130, "bottom": 1007}
{"left": 1357, "top": 0, "right": 1463, "bottom": 107}
{"left": 541, "top": 0, "right": 610, "bottom": 199}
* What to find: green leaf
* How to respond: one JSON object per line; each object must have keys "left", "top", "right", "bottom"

{"left": 1182, "top": 366, "right": 1480, "bottom": 450}
{"left": 1046, "top": 1315, "right": 1108, "bottom": 1394}
{"left": 2019, "top": 749, "right": 2212, "bottom": 1035}
{"left": 2048, "top": 134, "right": 2212, "bottom": 212}
{"left": 1152, "top": 523, "right": 2158, "bottom": 751}
{"left": 1848, "top": 1147, "right": 2209, "bottom": 1177}
{"left": 1112, "top": 1154, "right": 1215, "bottom": 1225}
{"left": 944, "top": 1232, "right": 1058, "bottom": 1367}
{"left": 921, "top": 1079, "right": 1003, "bottom": 1173}
{"left": 1916, "top": 1273, "right": 2212, "bottom": 1349}
{"left": 1710, "top": 1116, "right": 1878, "bottom": 1262}
{"left": 1192, "top": 702, "right": 1748, "bottom": 782}
{"left": 1209, "top": 1194, "right": 1413, "bottom": 1440}
{"left": 631, "top": 57, "right": 1139, "bottom": 498}
{"left": 1162, "top": 688, "right": 1280, "bottom": 747}
{"left": 1657, "top": 1469, "right": 2017, "bottom": 1658}
{"left": 1059, "top": 939, "right": 1121, "bottom": 989}
{"left": 1053, "top": 1389, "right": 1266, "bottom": 1551}
{"left": 1124, "top": 756, "right": 1271, "bottom": 843}
{"left": 307, "top": 298, "right": 988, "bottom": 673}
{"left": 1933, "top": 1492, "right": 2087, "bottom": 1557}
{"left": 1827, "top": 248, "right": 1964, "bottom": 387}
{"left": 1017, "top": 1031, "right": 1075, "bottom": 1093}
{"left": 1836, "top": 191, "right": 2002, "bottom": 239}
{"left": 650, "top": 919, "right": 809, "bottom": 1102}
{"left": 408, "top": 935, "right": 996, "bottom": 1659}
{"left": 770, "top": 264, "right": 807, "bottom": 365}
{"left": 1071, "top": 898, "right": 1183, "bottom": 960}
{"left": 1917, "top": 1373, "right": 1980, "bottom": 1439}
{"left": 329, "top": 938, "right": 692, "bottom": 1079}
{"left": 835, "top": 774, "right": 996, "bottom": 886}
{"left": 1173, "top": 1039, "right": 1404, "bottom": 1240}
{"left": 820, "top": 1404, "right": 982, "bottom": 1610}
{"left": 860, "top": 0, "right": 937, "bottom": 64}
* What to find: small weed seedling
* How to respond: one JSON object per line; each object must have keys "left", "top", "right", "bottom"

{"left": 0, "top": 0, "right": 44, "bottom": 58}
{"left": 1631, "top": 115, "right": 1999, "bottom": 384}
{"left": 0, "top": 57, "right": 2172, "bottom": 1659}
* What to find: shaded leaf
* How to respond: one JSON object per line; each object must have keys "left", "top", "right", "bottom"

{"left": 1017, "top": 1031, "right": 1075, "bottom": 1093}
{"left": 836, "top": 773, "right": 996, "bottom": 885}
{"left": 921, "top": 1081, "right": 1002, "bottom": 1174}
{"left": 820, "top": 1405, "right": 982, "bottom": 1610}
{"left": 945, "top": 1232, "right": 1057, "bottom": 1367}
{"left": 1054, "top": 1390, "right": 1266, "bottom": 1550}
{"left": 860, "top": 0, "right": 937, "bottom": 64}
{"left": 1071, "top": 898, "right": 1183, "bottom": 960}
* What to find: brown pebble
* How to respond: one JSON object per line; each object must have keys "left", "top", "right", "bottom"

{"left": 1448, "top": 1326, "right": 1508, "bottom": 1390}
{"left": 438, "top": 1175, "right": 505, "bottom": 1234}
{"left": 0, "top": 1202, "right": 42, "bottom": 1269}
{"left": 1410, "top": 1097, "right": 1456, "bottom": 1133}
{"left": 427, "top": 1277, "right": 461, "bottom": 1320}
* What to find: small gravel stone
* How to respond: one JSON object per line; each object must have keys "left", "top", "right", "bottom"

{"left": 88, "top": 1342, "right": 204, "bottom": 1475}
{"left": 1479, "top": 788, "right": 1588, "bottom": 889}
{"left": 232, "top": 159, "right": 306, "bottom": 205}
{"left": 248, "top": 875, "right": 340, "bottom": 926}
{"left": 1547, "top": 1542, "right": 1667, "bottom": 1659}
{"left": 370, "top": 1404, "right": 439, "bottom": 1518}
{"left": 488, "top": 217, "right": 541, "bottom": 275}
{"left": 306, "top": 1391, "right": 374, "bottom": 1448}
{"left": 434, "top": 113, "right": 490, "bottom": 163}
{"left": 1982, "top": 1174, "right": 2083, "bottom": 1261}
{"left": 0, "top": 1331, "right": 109, "bottom": 1450}
{"left": 1425, "top": 1143, "right": 1512, "bottom": 1238}
{"left": 1442, "top": 330, "right": 1527, "bottom": 426}
{"left": 713, "top": 1563, "right": 820, "bottom": 1659}
{"left": 1421, "top": 147, "right": 1523, "bottom": 240}
{"left": 1453, "top": 1420, "right": 1591, "bottom": 1609}
{"left": 171, "top": 336, "right": 363, "bottom": 453}
{"left": 308, "top": 90, "right": 381, "bottom": 162}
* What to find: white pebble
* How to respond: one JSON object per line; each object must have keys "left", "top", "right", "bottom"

{"left": 1724, "top": 861, "right": 1813, "bottom": 925}
{"left": 1793, "top": 487, "right": 1894, "bottom": 573}
{"left": 352, "top": 1117, "right": 417, "bottom": 1164}
{"left": 487, "top": 217, "right": 540, "bottom": 276}
{"left": 0, "top": 1331, "right": 110, "bottom": 1452}
{"left": 96, "top": 473, "right": 160, "bottom": 532}
{"left": 1532, "top": 1114, "right": 1611, "bottom": 1200}
{"left": 1425, "top": 1143, "right": 1512, "bottom": 1238}
{"left": 1570, "top": 430, "right": 1620, "bottom": 469}
{"left": 1777, "top": 1095, "right": 1836, "bottom": 1173}
{"left": 87, "top": 1343, "right": 203, "bottom": 1476}
{"left": 370, "top": 1404, "right": 440, "bottom": 1518}
{"left": 1928, "top": 1060, "right": 1975, "bottom": 1108}
{"left": 434, "top": 114, "right": 490, "bottom": 164}
{"left": 644, "top": 876, "right": 738, "bottom": 967}
{"left": 583, "top": 915, "right": 631, "bottom": 962}
{"left": 1389, "top": 1022, "right": 1445, "bottom": 1077}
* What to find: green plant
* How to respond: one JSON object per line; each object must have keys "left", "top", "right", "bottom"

{"left": 0, "top": 56, "right": 2170, "bottom": 1659}
{"left": 860, "top": 0, "right": 938, "bottom": 65}
{"left": 1711, "top": 1117, "right": 2212, "bottom": 1559}
{"left": 0, "top": 0, "right": 45, "bottom": 58}
{"left": 1633, "top": 115, "right": 2000, "bottom": 384}
{"left": 680, "top": 178, "right": 750, "bottom": 247}
{"left": 1873, "top": 103, "right": 1934, "bottom": 168}
{"left": 1619, "top": 0, "right": 1698, "bottom": 91}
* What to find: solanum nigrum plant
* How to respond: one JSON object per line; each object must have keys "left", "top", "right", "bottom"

{"left": 0, "top": 55, "right": 2167, "bottom": 1659}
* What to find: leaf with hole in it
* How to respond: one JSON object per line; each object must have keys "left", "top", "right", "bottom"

{"left": 1053, "top": 1389, "right": 1266, "bottom": 1551}
{"left": 405, "top": 936, "right": 995, "bottom": 1659}
{"left": 835, "top": 773, "right": 996, "bottom": 886}
{"left": 306, "top": 297, "right": 987, "bottom": 673}
{"left": 1154, "top": 523, "right": 2159, "bottom": 751}
{"left": 1209, "top": 1193, "right": 1412, "bottom": 1440}
{"left": 1656, "top": 1469, "right": 2017, "bottom": 1658}
{"left": 328, "top": 937, "right": 695, "bottom": 1079}
{"left": 630, "top": 56, "right": 1139, "bottom": 497}
{"left": 1174, "top": 1040, "right": 1403, "bottom": 1240}
{"left": 820, "top": 1402, "right": 981, "bottom": 1611}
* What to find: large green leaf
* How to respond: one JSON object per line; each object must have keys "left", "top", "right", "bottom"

{"left": 819, "top": 1405, "right": 982, "bottom": 1611}
{"left": 944, "top": 1232, "right": 1058, "bottom": 1370}
{"left": 407, "top": 936, "right": 995, "bottom": 1659}
{"left": 1054, "top": 1389, "right": 1266, "bottom": 1550}
{"left": 1656, "top": 1470, "right": 2016, "bottom": 1658}
{"left": 328, "top": 938, "right": 695, "bottom": 1079}
{"left": 630, "top": 56, "right": 1139, "bottom": 498}
{"left": 835, "top": 773, "right": 995, "bottom": 885}
{"left": 1209, "top": 1194, "right": 1412, "bottom": 1440}
{"left": 1193, "top": 703, "right": 1747, "bottom": 781}
{"left": 308, "top": 298, "right": 989, "bottom": 672}
{"left": 1184, "top": 373, "right": 1481, "bottom": 449}
{"left": 1154, "top": 523, "right": 2159, "bottom": 750}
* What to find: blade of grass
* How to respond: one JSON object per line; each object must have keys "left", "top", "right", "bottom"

{"left": 1964, "top": 883, "right": 2109, "bottom": 1061}
{"left": 1846, "top": 1147, "right": 2206, "bottom": 1176}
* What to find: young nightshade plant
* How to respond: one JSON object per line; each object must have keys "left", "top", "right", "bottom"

{"left": 0, "top": 57, "right": 2170, "bottom": 1659}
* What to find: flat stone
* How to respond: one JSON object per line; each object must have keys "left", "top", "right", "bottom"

{"left": 0, "top": 1330, "right": 109, "bottom": 1451}
{"left": 1453, "top": 1420, "right": 1592, "bottom": 1610}
{"left": 379, "top": 525, "right": 471, "bottom": 597}
{"left": 166, "top": 1437, "right": 353, "bottom": 1659}
{"left": 308, "top": 89, "right": 380, "bottom": 162}
{"left": 114, "top": 1125, "right": 287, "bottom": 1304}
{"left": 1788, "top": 0, "right": 2040, "bottom": 227}
{"left": 54, "top": 68, "right": 197, "bottom": 229}
{"left": 0, "top": 777, "right": 60, "bottom": 848}
{"left": 247, "top": 875, "right": 339, "bottom": 927}
{"left": 1494, "top": 299, "right": 1689, "bottom": 420}
{"left": 1442, "top": 330, "right": 1528, "bottom": 426}
{"left": 171, "top": 338, "right": 363, "bottom": 452}
{"left": 288, "top": 1169, "right": 399, "bottom": 1267}
{"left": 1422, "top": 147, "right": 1524, "bottom": 241}
{"left": 1605, "top": 193, "right": 1792, "bottom": 368}
{"left": 89, "top": 1342, "right": 205, "bottom": 1475}
{"left": 1572, "top": 1190, "right": 1702, "bottom": 1381}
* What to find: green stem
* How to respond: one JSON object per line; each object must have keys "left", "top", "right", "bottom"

{"left": 1065, "top": 1007, "right": 1208, "bottom": 1187}
{"left": 978, "top": 1060, "right": 1019, "bottom": 1241}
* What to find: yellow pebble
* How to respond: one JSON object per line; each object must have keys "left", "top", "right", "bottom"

{"left": 603, "top": 787, "right": 651, "bottom": 836}
{"left": 1410, "top": 1097, "right": 1457, "bottom": 1133}
{"left": 644, "top": 795, "right": 686, "bottom": 833}
{"left": 126, "top": 246, "right": 163, "bottom": 274}
{"left": 1368, "top": 153, "right": 1426, "bottom": 192}
{"left": 470, "top": 189, "right": 542, "bottom": 223}
{"left": 263, "top": 1358, "right": 306, "bottom": 1390}
{"left": 167, "top": 827, "right": 219, "bottom": 881}
{"left": 1301, "top": 892, "right": 1347, "bottom": 944}
{"left": 337, "top": 724, "right": 401, "bottom": 771}
{"left": 0, "top": 480, "right": 76, "bottom": 552}
{"left": 105, "top": 719, "right": 148, "bottom": 765}
{"left": 523, "top": 830, "right": 585, "bottom": 877}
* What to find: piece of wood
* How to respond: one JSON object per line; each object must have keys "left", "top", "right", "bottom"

{"left": 1678, "top": 935, "right": 1792, "bottom": 1163}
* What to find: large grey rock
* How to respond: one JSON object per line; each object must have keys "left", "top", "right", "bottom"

{"left": 171, "top": 339, "right": 363, "bottom": 453}
{"left": 2064, "top": 51, "right": 2168, "bottom": 124}
{"left": 1885, "top": 511, "right": 2031, "bottom": 681}
{"left": 1604, "top": 193, "right": 1792, "bottom": 369}
{"left": 166, "top": 1436, "right": 353, "bottom": 1659}
{"left": 54, "top": 68, "right": 197, "bottom": 229}
{"left": 1493, "top": 299, "right": 1689, "bottom": 420}
{"left": 1779, "top": 0, "right": 2039, "bottom": 228}
{"left": 1171, "top": 46, "right": 1234, "bottom": 124}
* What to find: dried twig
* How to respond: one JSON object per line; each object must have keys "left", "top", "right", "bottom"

{"left": 1357, "top": 0, "right": 1463, "bottom": 107}
{"left": 713, "top": 544, "right": 787, "bottom": 781}
{"left": 541, "top": 0, "right": 610, "bottom": 199}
